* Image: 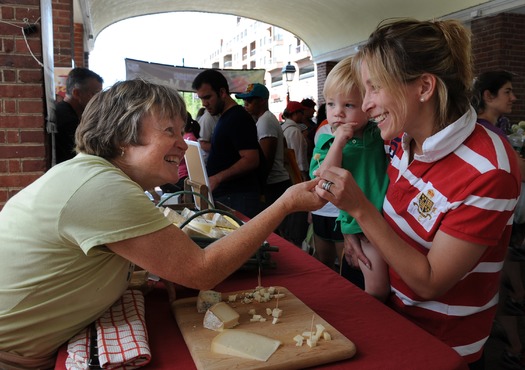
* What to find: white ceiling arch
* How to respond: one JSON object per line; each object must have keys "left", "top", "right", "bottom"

{"left": 76, "top": 0, "right": 525, "bottom": 63}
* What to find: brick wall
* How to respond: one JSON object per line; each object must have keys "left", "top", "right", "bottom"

{"left": 472, "top": 13, "right": 525, "bottom": 124}
{"left": 0, "top": 0, "right": 77, "bottom": 209}
{"left": 0, "top": 1, "right": 46, "bottom": 207}
{"left": 73, "top": 22, "right": 85, "bottom": 68}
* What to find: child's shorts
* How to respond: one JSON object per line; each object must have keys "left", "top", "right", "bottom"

{"left": 312, "top": 214, "right": 344, "bottom": 242}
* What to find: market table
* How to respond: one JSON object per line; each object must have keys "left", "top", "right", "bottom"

{"left": 55, "top": 231, "right": 468, "bottom": 370}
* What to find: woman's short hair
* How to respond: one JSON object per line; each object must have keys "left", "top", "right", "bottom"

{"left": 472, "top": 70, "right": 514, "bottom": 113}
{"left": 75, "top": 79, "right": 186, "bottom": 159}
{"left": 353, "top": 18, "right": 473, "bottom": 131}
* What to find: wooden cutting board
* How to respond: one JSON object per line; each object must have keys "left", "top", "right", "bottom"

{"left": 171, "top": 287, "right": 356, "bottom": 370}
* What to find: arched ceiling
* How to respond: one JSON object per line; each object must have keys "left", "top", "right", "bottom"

{"left": 76, "top": 0, "right": 525, "bottom": 62}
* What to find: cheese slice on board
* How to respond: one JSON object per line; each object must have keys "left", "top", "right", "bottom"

{"left": 203, "top": 302, "right": 239, "bottom": 331}
{"left": 211, "top": 329, "right": 282, "bottom": 362}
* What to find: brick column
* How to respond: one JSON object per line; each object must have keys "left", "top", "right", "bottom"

{"left": 73, "top": 22, "right": 85, "bottom": 68}
{"left": 0, "top": 0, "right": 89, "bottom": 209}
{"left": 315, "top": 61, "right": 337, "bottom": 104}
{"left": 0, "top": 1, "right": 47, "bottom": 207}
{"left": 52, "top": 0, "right": 73, "bottom": 67}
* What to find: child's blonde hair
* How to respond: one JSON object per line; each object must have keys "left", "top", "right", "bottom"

{"left": 323, "top": 56, "right": 356, "bottom": 100}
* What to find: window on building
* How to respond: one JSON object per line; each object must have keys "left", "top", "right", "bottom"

{"left": 224, "top": 54, "right": 233, "bottom": 68}
{"left": 299, "top": 65, "right": 315, "bottom": 79}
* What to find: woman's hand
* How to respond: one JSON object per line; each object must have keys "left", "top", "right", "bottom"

{"left": 315, "top": 166, "right": 367, "bottom": 217}
{"left": 278, "top": 178, "right": 327, "bottom": 214}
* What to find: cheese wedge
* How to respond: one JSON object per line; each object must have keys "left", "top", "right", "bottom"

{"left": 203, "top": 302, "right": 239, "bottom": 331}
{"left": 196, "top": 290, "right": 222, "bottom": 313}
{"left": 212, "top": 213, "right": 241, "bottom": 229}
{"left": 188, "top": 219, "right": 214, "bottom": 234}
{"left": 181, "top": 207, "right": 195, "bottom": 219}
{"left": 211, "top": 329, "right": 281, "bottom": 362}
{"left": 162, "top": 207, "right": 186, "bottom": 226}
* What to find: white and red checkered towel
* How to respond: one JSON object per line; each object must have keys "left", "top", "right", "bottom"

{"left": 65, "top": 289, "right": 151, "bottom": 370}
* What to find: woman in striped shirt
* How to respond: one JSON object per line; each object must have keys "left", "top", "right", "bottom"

{"left": 317, "top": 18, "right": 520, "bottom": 369}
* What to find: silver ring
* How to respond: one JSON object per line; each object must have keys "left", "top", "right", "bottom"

{"left": 322, "top": 180, "right": 334, "bottom": 192}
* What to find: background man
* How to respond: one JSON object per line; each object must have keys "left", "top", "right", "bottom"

{"left": 197, "top": 109, "right": 219, "bottom": 164}
{"left": 281, "top": 101, "right": 309, "bottom": 181}
{"left": 236, "top": 83, "right": 291, "bottom": 209}
{"left": 279, "top": 100, "right": 310, "bottom": 247}
{"left": 300, "top": 98, "right": 317, "bottom": 162}
{"left": 54, "top": 68, "right": 103, "bottom": 164}
{"left": 192, "top": 69, "right": 261, "bottom": 218}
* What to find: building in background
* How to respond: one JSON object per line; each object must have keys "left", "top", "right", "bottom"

{"left": 203, "top": 17, "right": 317, "bottom": 119}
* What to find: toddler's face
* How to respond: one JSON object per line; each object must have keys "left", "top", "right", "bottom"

{"left": 326, "top": 89, "right": 369, "bottom": 133}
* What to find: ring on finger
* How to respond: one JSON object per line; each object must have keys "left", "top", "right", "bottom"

{"left": 322, "top": 180, "right": 334, "bottom": 192}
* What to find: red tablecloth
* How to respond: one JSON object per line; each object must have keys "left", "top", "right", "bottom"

{"left": 56, "top": 232, "right": 468, "bottom": 370}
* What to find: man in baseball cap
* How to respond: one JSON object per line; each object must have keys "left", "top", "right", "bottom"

{"left": 285, "top": 101, "right": 306, "bottom": 115}
{"left": 236, "top": 83, "right": 292, "bottom": 214}
{"left": 235, "top": 83, "right": 270, "bottom": 100}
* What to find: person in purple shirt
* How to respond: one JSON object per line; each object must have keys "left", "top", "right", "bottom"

{"left": 473, "top": 70, "right": 525, "bottom": 369}
{"left": 472, "top": 71, "right": 517, "bottom": 138}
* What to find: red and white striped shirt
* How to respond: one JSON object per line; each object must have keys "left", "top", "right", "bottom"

{"left": 385, "top": 107, "right": 520, "bottom": 363}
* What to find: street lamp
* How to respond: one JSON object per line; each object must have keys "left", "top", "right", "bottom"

{"left": 282, "top": 62, "right": 296, "bottom": 102}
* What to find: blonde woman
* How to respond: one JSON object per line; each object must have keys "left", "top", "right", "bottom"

{"left": 317, "top": 19, "right": 520, "bottom": 369}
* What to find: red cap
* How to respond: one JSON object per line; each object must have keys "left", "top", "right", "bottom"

{"left": 286, "top": 101, "right": 306, "bottom": 114}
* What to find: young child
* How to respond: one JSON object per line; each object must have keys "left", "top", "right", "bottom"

{"left": 311, "top": 55, "right": 390, "bottom": 300}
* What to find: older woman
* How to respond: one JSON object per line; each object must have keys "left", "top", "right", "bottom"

{"left": 0, "top": 79, "right": 325, "bottom": 369}
{"left": 317, "top": 19, "right": 520, "bottom": 369}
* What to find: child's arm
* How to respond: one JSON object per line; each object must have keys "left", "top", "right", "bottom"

{"left": 319, "top": 123, "right": 355, "bottom": 173}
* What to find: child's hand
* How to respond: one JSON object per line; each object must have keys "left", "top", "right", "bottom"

{"left": 333, "top": 122, "right": 356, "bottom": 144}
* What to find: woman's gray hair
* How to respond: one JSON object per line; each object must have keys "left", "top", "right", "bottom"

{"left": 75, "top": 79, "right": 187, "bottom": 159}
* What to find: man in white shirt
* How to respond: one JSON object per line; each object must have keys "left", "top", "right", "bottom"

{"left": 236, "top": 83, "right": 291, "bottom": 209}
{"left": 281, "top": 101, "right": 309, "bottom": 181}
{"left": 197, "top": 109, "right": 219, "bottom": 164}
{"left": 278, "top": 100, "right": 310, "bottom": 247}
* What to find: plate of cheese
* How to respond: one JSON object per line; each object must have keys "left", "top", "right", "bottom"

{"left": 171, "top": 286, "right": 356, "bottom": 370}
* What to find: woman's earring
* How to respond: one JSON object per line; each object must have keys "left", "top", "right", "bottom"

{"left": 420, "top": 97, "right": 425, "bottom": 103}
{"left": 120, "top": 148, "right": 125, "bottom": 156}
